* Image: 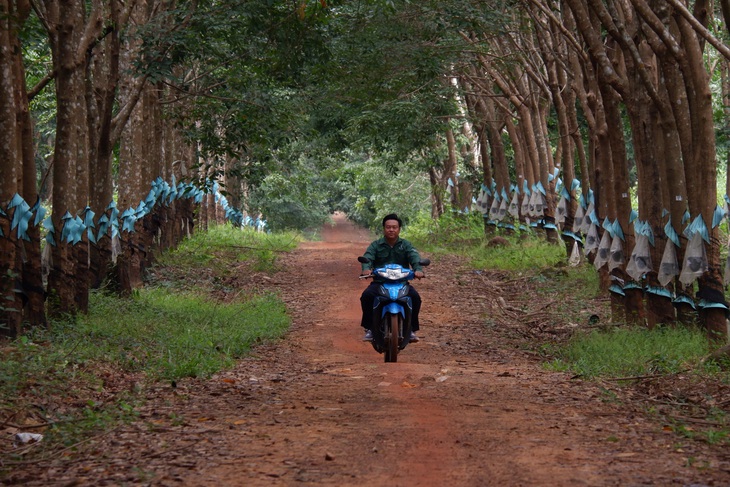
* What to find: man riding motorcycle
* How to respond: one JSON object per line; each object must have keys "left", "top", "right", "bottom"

{"left": 359, "top": 213, "right": 424, "bottom": 342}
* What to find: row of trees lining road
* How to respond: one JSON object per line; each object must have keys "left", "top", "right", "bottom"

{"left": 0, "top": 0, "right": 333, "bottom": 335}
{"left": 3, "top": 0, "right": 730, "bottom": 342}
{"left": 439, "top": 0, "right": 730, "bottom": 340}
{"left": 318, "top": 0, "right": 730, "bottom": 340}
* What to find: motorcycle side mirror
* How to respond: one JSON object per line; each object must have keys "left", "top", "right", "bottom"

{"left": 358, "top": 256, "right": 371, "bottom": 264}
{"left": 419, "top": 259, "right": 431, "bottom": 267}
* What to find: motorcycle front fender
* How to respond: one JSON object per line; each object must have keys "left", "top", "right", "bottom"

{"left": 381, "top": 302, "right": 405, "bottom": 318}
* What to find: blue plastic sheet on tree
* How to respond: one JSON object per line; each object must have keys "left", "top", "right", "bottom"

{"left": 601, "top": 217, "right": 611, "bottom": 235}
{"left": 698, "top": 299, "right": 728, "bottom": 310}
{"left": 69, "top": 216, "right": 84, "bottom": 244}
{"left": 121, "top": 208, "right": 137, "bottom": 233}
{"left": 9, "top": 194, "right": 32, "bottom": 242}
{"left": 633, "top": 219, "right": 654, "bottom": 246}
{"left": 608, "top": 284, "right": 625, "bottom": 296}
{"left": 664, "top": 217, "right": 680, "bottom": 247}
{"left": 611, "top": 219, "right": 625, "bottom": 241}
{"left": 684, "top": 214, "right": 710, "bottom": 244}
{"left": 42, "top": 216, "right": 55, "bottom": 246}
{"left": 0, "top": 176, "right": 250, "bottom": 245}
{"left": 560, "top": 185, "right": 570, "bottom": 201}
{"left": 60, "top": 212, "right": 73, "bottom": 243}
{"left": 645, "top": 286, "right": 672, "bottom": 298}
{"left": 673, "top": 294, "right": 696, "bottom": 309}
{"left": 629, "top": 209, "right": 638, "bottom": 224}
{"left": 548, "top": 167, "right": 559, "bottom": 182}
{"left": 84, "top": 208, "right": 96, "bottom": 244}
{"left": 712, "top": 204, "right": 726, "bottom": 228}
{"left": 623, "top": 281, "right": 643, "bottom": 291}
{"left": 535, "top": 181, "right": 546, "bottom": 196}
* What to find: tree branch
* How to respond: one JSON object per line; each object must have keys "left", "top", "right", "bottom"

{"left": 665, "top": 0, "right": 730, "bottom": 61}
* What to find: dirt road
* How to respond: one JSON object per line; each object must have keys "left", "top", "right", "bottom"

{"left": 15, "top": 214, "right": 730, "bottom": 486}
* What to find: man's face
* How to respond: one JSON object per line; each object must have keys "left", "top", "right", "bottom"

{"left": 383, "top": 219, "right": 401, "bottom": 241}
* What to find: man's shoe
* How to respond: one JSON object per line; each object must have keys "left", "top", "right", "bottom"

{"left": 363, "top": 330, "right": 373, "bottom": 341}
{"left": 409, "top": 332, "right": 420, "bottom": 343}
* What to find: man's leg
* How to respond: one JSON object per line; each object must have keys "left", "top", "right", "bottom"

{"left": 360, "top": 283, "right": 380, "bottom": 338}
{"left": 409, "top": 286, "right": 421, "bottom": 332}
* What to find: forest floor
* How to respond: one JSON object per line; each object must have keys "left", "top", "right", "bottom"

{"left": 6, "top": 213, "right": 730, "bottom": 486}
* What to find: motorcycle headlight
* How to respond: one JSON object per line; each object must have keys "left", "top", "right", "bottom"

{"left": 377, "top": 268, "right": 409, "bottom": 280}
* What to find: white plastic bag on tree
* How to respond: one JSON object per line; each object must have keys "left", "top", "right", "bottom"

{"left": 608, "top": 234, "right": 625, "bottom": 271}
{"left": 568, "top": 240, "right": 581, "bottom": 267}
{"left": 508, "top": 193, "right": 519, "bottom": 219}
{"left": 658, "top": 239, "right": 679, "bottom": 287}
{"left": 581, "top": 202, "right": 594, "bottom": 234}
{"left": 556, "top": 197, "right": 567, "bottom": 224}
{"left": 626, "top": 234, "right": 652, "bottom": 281}
{"left": 475, "top": 189, "right": 485, "bottom": 211}
{"left": 594, "top": 230, "right": 612, "bottom": 270}
{"left": 572, "top": 205, "right": 585, "bottom": 234}
{"left": 528, "top": 191, "right": 538, "bottom": 217}
{"left": 521, "top": 193, "right": 530, "bottom": 216}
{"left": 497, "top": 199, "right": 507, "bottom": 221}
{"left": 584, "top": 223, "right": 600, "bottom": 254}
{"left": 679, "top": 231, "right": 708, "bottom": 286}
{"left": 489, "top": 196, "right": 500, "bottom": 220}
{"left": 533, "top": 192, "right": 545, "bottom": 217}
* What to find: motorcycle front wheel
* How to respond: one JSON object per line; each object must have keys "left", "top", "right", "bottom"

{"left": 384, "top": 313, "right": 400, "bottom": 363}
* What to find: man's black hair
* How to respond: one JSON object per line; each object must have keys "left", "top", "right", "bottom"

{"left": 382, "top": 213, "right": 403, "bottom": 228}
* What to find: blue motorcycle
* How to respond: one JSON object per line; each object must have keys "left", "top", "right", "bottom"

{"left": 358, "top": 257, "right": 430, "bottom": 362}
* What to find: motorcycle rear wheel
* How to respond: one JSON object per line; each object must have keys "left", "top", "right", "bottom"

{"left": 384, "top": 313, "right": 399, "bottom": 363}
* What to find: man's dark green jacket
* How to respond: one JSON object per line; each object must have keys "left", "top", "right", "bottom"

{"left": 361, "top": 237, "right": 423, "bottom": 279}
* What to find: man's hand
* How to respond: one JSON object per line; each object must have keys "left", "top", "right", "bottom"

{"left": 360, "top": 269, "right": 373, "bottom": 277}
{"left": 415, "top": 270, "right": 425, "bottom": 279}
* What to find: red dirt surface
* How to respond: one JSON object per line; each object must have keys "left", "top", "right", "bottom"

{"left": 7, "top": 213, "right": 730, "bottom": 486}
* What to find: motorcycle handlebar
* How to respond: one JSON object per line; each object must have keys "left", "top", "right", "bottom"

{"left": 358, "top": 272, "right": 425, "bottom": 280}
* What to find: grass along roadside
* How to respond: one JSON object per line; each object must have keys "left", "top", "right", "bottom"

{"left": 0, "top": 224, "right": 296, "bottom": 465}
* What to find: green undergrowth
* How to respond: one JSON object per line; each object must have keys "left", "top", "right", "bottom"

{"left": 77, "top": 288, "right": 289, "bottom": 380}
{"left": 545, "top": 324, "right": 730, "bottom": 446}
{"left": 544, "top": 325, "right": 710, "bottom": 378}
{"left": 0, "top": 225, "right": 292, "bottom": 464}
{"left": 406, "top": 211, "right": 565, "bottom": 272}
{"left": 158, "top": 223, "right": 300, "bottom": 274}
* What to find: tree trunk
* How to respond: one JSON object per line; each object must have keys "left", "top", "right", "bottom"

{"left": 14, "top": 0, "right": 46, "bottom": 328}
{"left": 88, "top": 0, "right": 123, "bottom": 288}
{"left": 47, "top": 0, "right": 84, "bottom": 317}
{"left": 0, "top": 0, "right": 23, "bottom": 336}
